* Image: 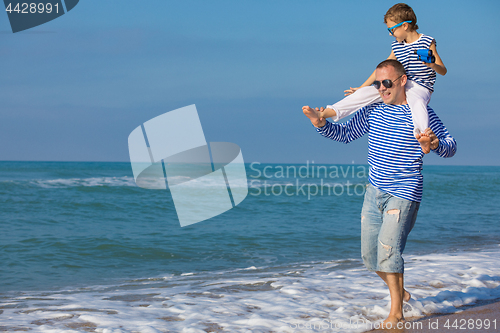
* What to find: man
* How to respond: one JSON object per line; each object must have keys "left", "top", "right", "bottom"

{"left": 303, "top": 59, "right": 456, "bottom": 328}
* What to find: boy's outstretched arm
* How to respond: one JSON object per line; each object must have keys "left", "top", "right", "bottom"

{"left": 424, "top": 41, "right": 447, "bottom": 76}
{"left": 344, "top": 51, "right": 397, "bottom": 96}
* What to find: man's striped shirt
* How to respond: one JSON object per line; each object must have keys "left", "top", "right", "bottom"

{"left": 316, "top": 102, "right": 456, "bottom": 202}
{"left": 392, "top": 34, "right": 436, "bottom": 92}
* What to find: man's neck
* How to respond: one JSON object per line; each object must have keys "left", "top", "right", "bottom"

{"left": 388, "top": 98, "right": 408, "bottom": 106}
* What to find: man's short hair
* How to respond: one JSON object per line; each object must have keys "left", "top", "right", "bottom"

{"left": 384, "top": 3, "right": 419, "bottom": 31}
{"left": 376, "top": 59, "right": 406, "bottom": 77}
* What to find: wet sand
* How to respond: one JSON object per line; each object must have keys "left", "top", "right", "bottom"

{"left": 371, "top": 300, "right": 500, "bottom": 332}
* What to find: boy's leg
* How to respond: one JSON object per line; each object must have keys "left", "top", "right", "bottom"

{"left": 326, "top": 86, "right": 382, "bottom": 122}
{"left": 406, "top": 81, "right": 433, "bottom": 153}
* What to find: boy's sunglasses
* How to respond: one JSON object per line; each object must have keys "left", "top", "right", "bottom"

{"left": 372, "top": 75, "right": 403, "bottom": 89}
{"left": 387, "top": 20, "right": 412, "bottom": 35}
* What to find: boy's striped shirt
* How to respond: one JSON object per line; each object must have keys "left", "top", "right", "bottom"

{"left": 316, "top": 102, "right": 456, "bottom": 202}
{"left": 392, "top": 34, "right": 436, "bottom": 92}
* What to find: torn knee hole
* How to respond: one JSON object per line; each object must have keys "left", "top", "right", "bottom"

{"left": 387, "top": 209, "right": 400, "bottom": 215}
{"left": 379, "top": 240, "right": 392, "bottom": 251}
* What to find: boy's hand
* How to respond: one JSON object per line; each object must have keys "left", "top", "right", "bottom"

{"left": 344, "top": 87, "right": 359, "bottom": 96}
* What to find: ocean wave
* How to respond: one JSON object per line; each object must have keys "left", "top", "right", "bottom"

{"left": 30, "top": 176, "right": 138, "bottom": 188}
{"left": 2, "top": 247, "right": 500, "bottom": 332}
{"left": 16, "top": 176, "right": 249, "bottom": 189}
{"left": 1, "top": 176, "right": 367, "bottom": 190}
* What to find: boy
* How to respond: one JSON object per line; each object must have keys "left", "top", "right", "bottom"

{"left": 317, "top": 3, "right": 447, "bottom": 154}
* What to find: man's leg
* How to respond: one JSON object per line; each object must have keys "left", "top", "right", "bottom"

{"left": 360, "top": 186, "right": 419, "bottom": 326}
{"left": 361, "top": 187, "right": 405, "bottom": 327}
{"left": 376, "top": 196, "right": 420, "bottom": 327}
{"left": 376, "top": 271, "right": 411, "bottom": 302}
{"left": 360, "top": 184, "right": 383, "bottom": 272}
{"left": 377, "top": 272, "right": 404, "bottom": 327}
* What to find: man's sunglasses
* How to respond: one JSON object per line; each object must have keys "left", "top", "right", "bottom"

{"left": 387, "top": 20, "right": 412, "bottom": 35}
{"left": 372, "top": 75, "right": 403, "bottom": 89}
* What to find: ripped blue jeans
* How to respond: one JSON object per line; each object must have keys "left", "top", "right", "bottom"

{"left": 361, "top": 184, "right": 420, "bottom": 273}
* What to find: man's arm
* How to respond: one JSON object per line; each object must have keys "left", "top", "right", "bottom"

{"left": 426, "top": 107, "right": 457, "bottom": 158}
{"left": 303, "top": 105, "right": 371, "bottom": 144}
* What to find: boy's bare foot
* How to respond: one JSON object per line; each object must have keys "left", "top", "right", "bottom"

{"left": 302, "top": 105, "right": 319, "bottom": 120}
{"left": 416, "top": 131, "right": 431, "bottom": 154}
{"left": 302, "top": 106, "right": 325, "bottom": 127}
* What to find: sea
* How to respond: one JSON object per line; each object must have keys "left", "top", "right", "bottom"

{"left": 1, "top": 161, "right": 500, "bottom": 333}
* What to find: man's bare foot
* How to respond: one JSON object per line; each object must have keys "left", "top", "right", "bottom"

{"left": 381, "top": 315, "right": 405, "bottom": 329}
{"left": 403, "top": 289, "right": 411, "bottom": 303}
{"left": 416, "top": 132, "right": 431, "bottom": 154}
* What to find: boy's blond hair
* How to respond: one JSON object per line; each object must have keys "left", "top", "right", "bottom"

{"left": 384, "top": 3, "right": 419, "bottom": 31}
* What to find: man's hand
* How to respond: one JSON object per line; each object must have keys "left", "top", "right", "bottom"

{"left": 344, "top": 87, "right": 359, "bottom": 96}
{"left": 302, "top": 106, "right": 326, "bottom": 128}
{"left": 425, "top": 128, "right": 439, "bottom": 150}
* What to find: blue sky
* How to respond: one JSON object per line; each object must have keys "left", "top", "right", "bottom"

{"left": 1, "top": 0, "right": 499, "bottom": 165}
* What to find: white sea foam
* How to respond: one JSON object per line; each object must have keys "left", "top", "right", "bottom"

{"left": 2, "top": 247, "right": 500, "bottom": 332}
{"left": 30, "top": 176, "right": 137, "bottom": 188}
{"left": 27, "top": 175, "right": 247, "bottom": 189}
